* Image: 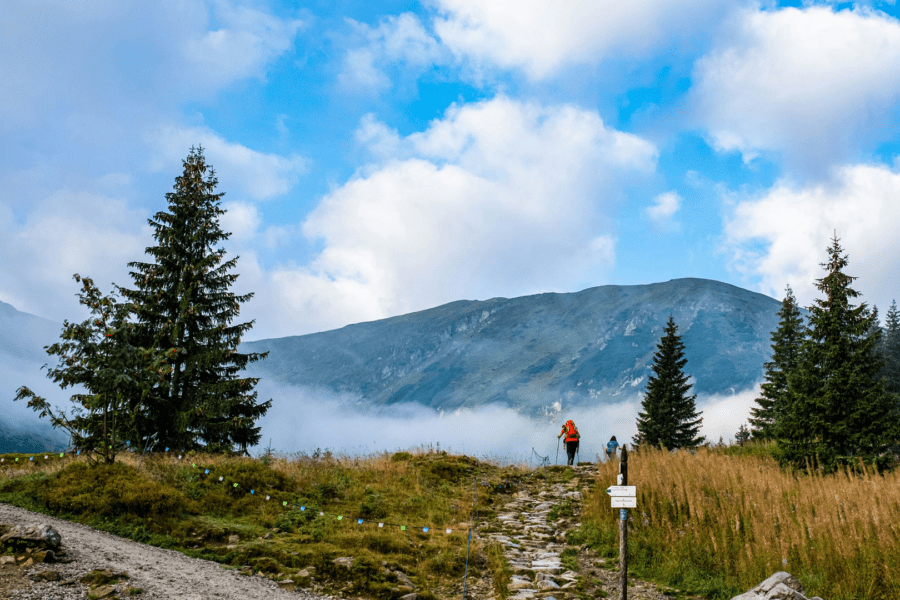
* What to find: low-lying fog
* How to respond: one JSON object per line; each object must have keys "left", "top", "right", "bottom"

{"left": 4, "top": 355, "right": 762, "bottom": 462}
{"left": 251, "top": 378, "right": 763, "bottom": 465}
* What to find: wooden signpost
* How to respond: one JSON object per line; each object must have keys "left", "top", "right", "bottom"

{"left": 610, "top": 446, "right": 631, "bottom": 600}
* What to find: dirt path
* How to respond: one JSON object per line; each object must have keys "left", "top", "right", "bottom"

{"left": 0, "top": 502, "right": 346, "bottom": 600}
{"left": 478, "top": 465, "right": 678, "bottom": 600}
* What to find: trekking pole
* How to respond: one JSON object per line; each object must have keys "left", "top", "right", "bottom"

{"left": 556, "top": 437, "right": 560, "bottom": 465}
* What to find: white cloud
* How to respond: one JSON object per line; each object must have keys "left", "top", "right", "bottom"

{"left": 0, "top": 1, "right": 303, "bottom": 127}
{"left": 723, "top": 163, "right": 900, "bottom": 312}
{"left": 220, "top": 201, "right": 262, "bottom": 243}
{"left": 0, "top": 186, "right": 151, "bottom": 322}
{"left": 430, "top": 0, "right": 735, "bottom": 80}
{"left": 644, "top": 191, "right": 681, "bottom": 230}
{"left": 184, "top": 2, "right": 304, "bottom": 90}
{"left": 692, "top": 5, "right": 900, "bottom": 175}
{"left": 252, "top": 96, "right": 656, "bottom": 335}
{"left": 339, "top": 13, "right": 446, "bottom": 91}
{"left": 146, "top": 125, "right": 306, "bottom": 200}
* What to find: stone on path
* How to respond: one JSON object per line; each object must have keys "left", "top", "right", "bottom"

{"left": 0, "top": 523, "right": 62, "bottom": 549}
{"left": 729, "top": 571, "right": 825, "bottom": 600}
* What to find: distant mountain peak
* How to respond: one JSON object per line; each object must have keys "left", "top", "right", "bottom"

{"left": 242, "top": 278, "right": 784, "bottom": 414}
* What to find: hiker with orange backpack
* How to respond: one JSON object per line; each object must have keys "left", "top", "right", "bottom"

{"left": 557, "top": 419, "right": 580, "bottom": 466}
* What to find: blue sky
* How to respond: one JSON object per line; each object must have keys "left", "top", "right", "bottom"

{"left": 3, "top": 0, "right": 900, "bottom": 342}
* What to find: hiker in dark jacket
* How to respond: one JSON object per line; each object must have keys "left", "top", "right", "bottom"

{"left": 606, "top": 436, "right": 619, "bottom": 461}
{"left": 558, "top": 420, "right": 580, "bottom": 466}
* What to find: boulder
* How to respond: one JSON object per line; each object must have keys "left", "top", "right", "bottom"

{"left": 537, "top": 579, "right": 560, "bottom": 590}
{"left": 395, "top": 570, "right": 416, "bottom": 588}
{"left": 276, "top": 579, "right": 295, "bottom": 590}
{"left": 31, "top": 570, "right": 61, "bottom": 582}
{"left": 730, "top": 572, "right": 825, "bottom": 600}
{"left": 333, "top": 556, "right": 354, "bottom": 568}
{"left": 91, "top": 585, "right": 118, "bottom": 598}
{"left": 0, "top": 524, "right": 62, "bottom": 550}
{"left": 31, "top": 550, "right": 55, "bottom": 563}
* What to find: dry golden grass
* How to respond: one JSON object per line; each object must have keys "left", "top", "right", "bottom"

{"left": 582, "top": 443, "right": 900, "bottom": 600}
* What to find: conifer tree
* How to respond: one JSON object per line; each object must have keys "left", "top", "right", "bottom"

{"left": 634, "top": 316, "right": 705, "bottom": 449}
{"left": 882, "top": 300, "right": 900, "bottom": 399}
{"left": 120, "top": 147, "right": 271, "bottom": 453}
{"left": 778, "top": 235, "right": 899, "bottom": 472}
{"left": 749, "top": 285, "right": 804, "bottom": 440}
{"left": 14, "top": 275, "right": 171, "bottom": 463}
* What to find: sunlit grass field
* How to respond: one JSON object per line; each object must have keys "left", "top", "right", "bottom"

{"left": 574, "top": 442, "right": 900, "bottom": 600}
{"left": 3, "top": 441, "right": 899, "bottom": 599}
{"left": 0, "top": 448, "right": 526, "bottom": 599}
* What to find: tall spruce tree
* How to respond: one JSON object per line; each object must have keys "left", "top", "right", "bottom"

{"left": 778, "top": 235, "right": 898, "bottom": 472}
{"left": 749, "top": 285, "right": 805, "bottom": 440}
{"left": 120, "top": 147, "right": 271, "bottom": 453}
{"left": 634, "top": 316, "right": 705, "bottom": 449}
{"left": 882, "top": 300, "right": 900, "bottom": 399}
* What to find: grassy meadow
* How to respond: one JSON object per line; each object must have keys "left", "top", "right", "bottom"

{"left": 0, "top": 448, "right": 527, "bottom": 599}
{"left": 2, "top": 442, "right": 899, "bottom": 599}
{"left": 574, "top": 442, "right": 900, "bottom": 600}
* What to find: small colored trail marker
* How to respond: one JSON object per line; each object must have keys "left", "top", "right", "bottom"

{"left": 233, "top": 483, "right": 238, "bottom": 488}
{"left": 400, "top": 526, "right": 406, "bottom": 531}
{"left": 300, "top": 506, "right": 305, "bottom": 511}
{"left": 283, "top": 501, "right": 288, "bottom": 506}
{"left": 337, "top": 516, "right": 343, "bottom": 521}
{"left": 266, "top": 495, "right": 271, "bottom": 500}
{"left": 446, "top": 529, "right": 452, "bottom": 534}
{"left": 423, "top": 527, "right": 429, "bottom": 533}
{"left": 378, "top": 523, "right": 384, "bottom": 528}
{"left": 358, "top": 519, "right": 363, "bottom": 525}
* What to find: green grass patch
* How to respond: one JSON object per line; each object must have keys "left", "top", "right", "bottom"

{"left": 0, "top": 448, "right": 526, "bottom": 599}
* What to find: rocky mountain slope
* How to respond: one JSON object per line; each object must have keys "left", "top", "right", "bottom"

{"left": 241, "top": 278, "right": 788, "bottom": 415}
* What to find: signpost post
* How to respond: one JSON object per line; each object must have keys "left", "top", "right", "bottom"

{"left": 607, "top": 446, "right": 631, "bottom": 600}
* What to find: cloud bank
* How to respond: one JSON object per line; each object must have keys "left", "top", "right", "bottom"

{"left": 692, "top": 5, "right": 900, "bottom": 174}
{"left": 233, "top": 96, "right": 657, "bottom": 337}
{"left": 431, "top": 0, "right": 736, "bottom": 80}
{"left": 251, "top": 377, "right": 762, "bottom": 462}
{"left": 723, "top": 163, "right": 900, "bottom": 312}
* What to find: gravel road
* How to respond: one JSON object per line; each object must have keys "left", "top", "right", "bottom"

{"left": 0, "top": 502, "right": 346, "bottom": 600}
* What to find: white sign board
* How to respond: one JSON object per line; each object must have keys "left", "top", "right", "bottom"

{"left": 606, "top": 486, "right": 636, "bottom": 497}
{"left": 611, "top": 497, "right": 637, "bottom": 508}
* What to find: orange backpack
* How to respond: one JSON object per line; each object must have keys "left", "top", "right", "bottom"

{"left": 564, "top": 420, "right": 579, "bottom": 442}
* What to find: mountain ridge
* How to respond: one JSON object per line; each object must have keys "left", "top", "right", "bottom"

{"left": 241, "top": 277, "right": 787, "bottom": 414}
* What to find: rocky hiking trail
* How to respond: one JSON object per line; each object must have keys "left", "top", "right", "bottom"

{"left": 476, "top": 464, "right": 678, "bottom": 600}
